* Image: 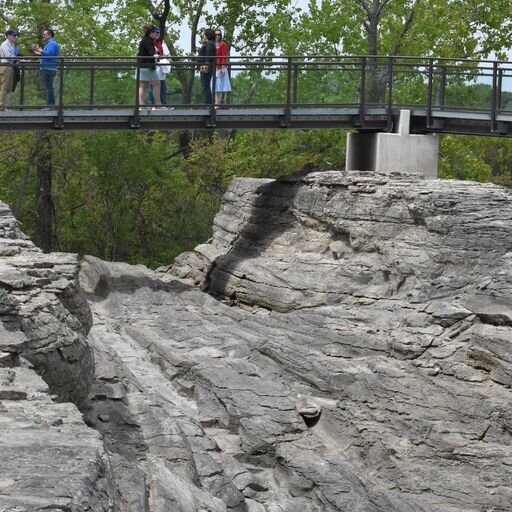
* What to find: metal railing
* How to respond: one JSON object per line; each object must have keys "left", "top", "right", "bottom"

{"left": 2, "top": 54, "right": 512, "bottom": 133}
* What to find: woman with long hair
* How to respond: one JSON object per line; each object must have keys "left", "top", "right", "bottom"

{"left": 214, "top": 29, "right": 231, "bottom": 107}
{"left": 137, "top": 25, "right": 163, "bottom": 109}
{"left": 142, "top": 23, "right": 171, "bottom": 106}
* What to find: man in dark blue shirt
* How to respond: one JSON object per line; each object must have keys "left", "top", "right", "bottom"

{"left": 32, "top": 29, "right": 60, "bottom": 106}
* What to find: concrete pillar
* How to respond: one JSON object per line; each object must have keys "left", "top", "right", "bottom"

{"left": 346, "top": 110, "right": 439, "bottom": 178}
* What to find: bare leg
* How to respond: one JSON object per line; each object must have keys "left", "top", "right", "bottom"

{"left": 152, "top": 81, "right": 161, "bottom": 106}
{"left": 139, "top": 81, "right": 148, "bottom": 105}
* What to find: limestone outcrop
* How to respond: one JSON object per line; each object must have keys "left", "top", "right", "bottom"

{"left": 2, "top": 170, "right": 512, "bottom": 512}
{"left": 0, "top": 202, "right": 114, "bottom": 511}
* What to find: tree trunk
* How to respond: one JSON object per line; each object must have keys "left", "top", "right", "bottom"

{"left": 363, "top": 0, "right": 419, "bottom": 103}
{"left": 366, "top": 2, "right": 381, "bottom": 103}
{"left": 34, "top": 132, "right": 54, "bottom": 253}
{"left": 13, "top": 165, "right": 32, "bottom": 220}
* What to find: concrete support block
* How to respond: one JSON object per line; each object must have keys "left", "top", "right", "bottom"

{"left": 346, "top": 110, "right": 439, "bottom": 178}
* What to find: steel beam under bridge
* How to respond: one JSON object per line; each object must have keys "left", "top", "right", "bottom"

{"left": 0, "top": 107, "right": 390, "bottom": 131}
{"left": 2, "top": 107, "right": 512, "bottom": 135}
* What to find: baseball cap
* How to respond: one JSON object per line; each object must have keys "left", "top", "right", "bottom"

{"left": 5, "top": 29, "right": 19, "bottom": 37}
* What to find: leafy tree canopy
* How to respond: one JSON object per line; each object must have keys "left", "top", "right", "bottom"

{"left": 2, "top": 0, "right": 512, "bottom": 266}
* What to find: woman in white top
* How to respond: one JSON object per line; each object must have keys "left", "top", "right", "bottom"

{"left": 152, "top": 39, "right": 171, "bottom": 105}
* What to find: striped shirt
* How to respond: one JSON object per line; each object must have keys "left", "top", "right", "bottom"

{"left": 0, "top": 39, "right": 16, "bottom": 63}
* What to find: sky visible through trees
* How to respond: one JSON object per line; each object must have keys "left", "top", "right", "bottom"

{"left": 2, "top": 0, "right": 512, "bottom": 264}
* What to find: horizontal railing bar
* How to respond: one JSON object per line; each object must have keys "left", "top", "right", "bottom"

{"left": 4, "top": 54, "right": 512, "bottom": 64}
{"left": 3, "top": 54, "right": 512, "bottom": 135}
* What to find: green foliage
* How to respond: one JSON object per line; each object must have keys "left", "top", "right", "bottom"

{"left": 439, "top": 135, "right": 492, "bottom": 182}
{"left": 0, "top": 131, "right": 217, "bottom": 267}
{"left": 278, "top": 0, "right": 512, "bottom": 60}
{"left": 1, "top": 0, "right": 131, "bottom": 56}
{"left": 229, "top": 130, "right": 347, "bottom": 176}
{"left": 50, "top": 131, "right": 217, "bottom": 266}
{"left": 183, "top": 130, "right": 347, "bottom": 187}
{"left": 2, "top": 0, "right": 512, "bottom": 268}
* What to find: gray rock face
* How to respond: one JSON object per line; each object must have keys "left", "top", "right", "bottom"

{"left": 0, "top": 205, "right": 114, "bottom": 511}
{"left": 164, "top": 171, "right": 512, "bottom": 511}
{"left": 0, "top": 202, "right": 94, "bottom": 404}
{"left": 0, "top": 366, "right": 117, "bottom": 512}
{"left": 3, "top": 171, "right": 512, "bottom": 512}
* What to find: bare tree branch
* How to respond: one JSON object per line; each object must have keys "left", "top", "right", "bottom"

{"left": 191, "top": 0, "right": 206, "bottom": 55}
{"left": 358, "top": 0, "right": 370, "bottom": 16}
{"left": 390, "top": 0, "right": 420, "bottom": 55}
{"left": 145, "top": 0, "right": 157, "bottom": 16}
{"left": 375, "top": 0, "right": 393, "bottom": 20}
{"left": 0, "top": 11, "right": 10, "bottom": 24}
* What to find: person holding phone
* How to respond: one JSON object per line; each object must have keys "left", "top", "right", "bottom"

{"left": 32, "top": 29, "right": 60, "bottom": 106}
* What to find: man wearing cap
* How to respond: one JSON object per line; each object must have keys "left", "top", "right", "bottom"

{"left": 0, "top": 29, "right": 19, "bottom": 110}
{"left": 32, "top": 29, "right": 60, "bottom": 106}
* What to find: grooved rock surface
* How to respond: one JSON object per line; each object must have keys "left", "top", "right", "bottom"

{"left": 3, "top": 171, "right": 512, "bottom": 512}
{"left": 0, "top": 203, "right": 93, "bottom": 405}
{"left": 0, "top": 203, "right": 114, "bottom": 511}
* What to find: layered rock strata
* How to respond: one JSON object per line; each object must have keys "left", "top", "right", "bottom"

{"left": 0, "top": 202, "right": 114, "bottom": 511}
{"left": 2, "top": 170, "right": 512, "bottom": 512}
{"left": 166, "top": 171, "right": 512, "bottom": 511}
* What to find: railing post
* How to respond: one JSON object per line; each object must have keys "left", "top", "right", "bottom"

{"left": 19, "top": 61, "right": 26, "bottom": 109}
{"left": 437, "top": 66, "right": 446, "bottom": 108}
{"left": 490, "top": 61, "right": 498, "bottom": 133}
{"left": 56, "top": 57, "right": 65, "bottom": 128}
{"left": 208, "top": 56, "right": 217, "bottom": 126}
{"left": 386, "top": 56, "right": 393, "bottom": 131}
{"left": 359, "top": 56, "right": 366, "bottom": 127}
{"left": 497, "top": 67, "right": 503, "bottom": 111}
{"left": 89, "top": 65, "right": 95, "bottom": 109}
{"left": 132, "top": 58, "right": 141, "bottom": 127}
{"left": 426, "top": 58, "right": 434, "bottom": 128}
{"left": 283, "top": 56, "right": 292, "bottom": 127}
{"left": 292, "top": 62, "right": 299, "bottom": 104}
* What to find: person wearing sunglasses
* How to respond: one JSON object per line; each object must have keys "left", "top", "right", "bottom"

{"left": 136, "top": 25, "right": 164, "bottom": 109}
{"left": 214, "top": 30, "right": 231, "bottom": 108}
{"left": 142, "top": 23, "right": 171, "bottom": 107}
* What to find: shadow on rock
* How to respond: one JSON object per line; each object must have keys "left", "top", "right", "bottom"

{"left": 203, "top": 169, "right": 313, "bottom": 303}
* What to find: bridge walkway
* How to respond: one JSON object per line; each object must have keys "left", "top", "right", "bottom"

{"left": 2, "top": 55, "right": 512, "bottom": 135}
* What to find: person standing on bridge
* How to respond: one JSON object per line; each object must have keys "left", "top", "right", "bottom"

{"left": 214, "top": 29, "right": 231, "bottom": 108}
{"left": 141, "top": 23, "right": 171, "bottom": 106}
{"left": 0, "top": 29, "right": 19, "bottom": 110}
{"left": 198, "top": 28, "right": 216, "bottom": 106}
{"left": 32, "top": 29, "right": 60, "bottom": 106}
{"left": 137, "top": 25, "right": 163, "bottom": 109}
